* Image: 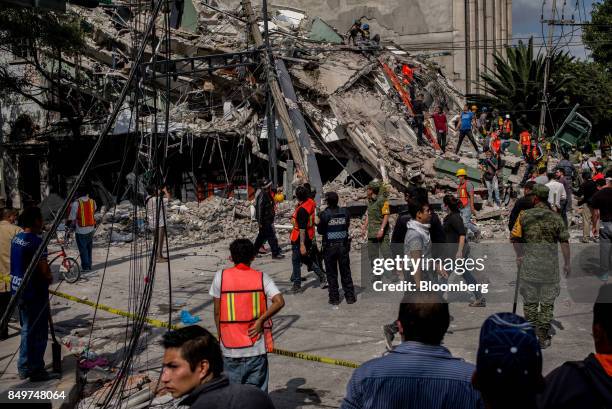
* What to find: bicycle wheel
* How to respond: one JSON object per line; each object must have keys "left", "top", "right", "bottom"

{"left": 61, "top": 257, "right": 81, "bottom": 283}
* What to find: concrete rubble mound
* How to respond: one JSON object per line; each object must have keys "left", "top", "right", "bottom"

{"left": 61, "top": 1, "right": 533, "bottom": 245}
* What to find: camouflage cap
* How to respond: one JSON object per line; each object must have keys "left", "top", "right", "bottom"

{"left": 532, "top": 184, "right": 549, "bottom": 199}
{"left": 367, "top": 180, "right": 381, "bottom": 190}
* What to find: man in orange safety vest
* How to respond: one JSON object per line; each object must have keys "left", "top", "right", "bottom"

{"left": 519, "top": 129, "right": 531, "bottom": 158}
{"left": 209, "top": 239, "right": 284, "bottom": 392}
{"left": 67, "top": 186, "right": 97, "bottom": 271}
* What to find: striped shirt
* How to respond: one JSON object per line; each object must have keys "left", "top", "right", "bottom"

{"left": 341, "top": 341, "right": 483, "bottom": 409}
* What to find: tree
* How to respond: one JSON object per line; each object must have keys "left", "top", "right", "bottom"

{"left": 0, "top": 5, "right": 96, "bottom": 139}
{"left": 560, "top": 60, "right": 612, "bottom": 140}
{"left": 583, "top": 0, "right": 612, "bottom": 68}
{"left": 477, "top": 38, "right": 575, "bottom": 134}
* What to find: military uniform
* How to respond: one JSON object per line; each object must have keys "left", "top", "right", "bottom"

{"left": 367, "top": 182, "right": 391, "bottom": 275}
{"left": 511, "top": 185, "right": 569, "bottom": 345}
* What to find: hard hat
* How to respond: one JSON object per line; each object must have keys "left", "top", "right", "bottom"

{"left": 456, "top": 168, "right": 467, "bottom": 177}
{"left": 362, "top": 23, "right": 369, "bottom": 30}
{"left": 482, "top": 107, "right": 488, "bottom": 112}
{"left": 505, "top": 114, "right": 510, "bottom": 119}
{"left": 471, "top": 105, "right": 477, "bottom": 110}
{"left": 274, "top": 192, "right": 285, "bottom": 203}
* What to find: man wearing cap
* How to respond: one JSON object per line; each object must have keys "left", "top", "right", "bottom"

{"left": 252, "top": 179, "right": 283, "bottom": 259}
{"left": 511, "top": 184, "right": 570, "bottom": 348}
{"left": 363, "top": 181, "right": 391, "bottom": 278}
{"left": 318, "top": 191, "right": 355, "bottom": 306}
{"left": 456, "top": 169, "right": 480, "bottom": 239}
{"left": 473, "top": 313, "right": 544, "bottom": 409}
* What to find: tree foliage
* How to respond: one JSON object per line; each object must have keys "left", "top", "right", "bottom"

{"left": 0, "top": 5, "right": 91, "bottom": 138}
{"left": 583, "top": 0, "right": 612, "bottom": 68}
{"left": 476, "top": 38, "right": 575, "bottom": 134}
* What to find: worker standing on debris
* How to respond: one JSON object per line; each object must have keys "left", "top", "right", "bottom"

{"left": 160, "top": 325, "right": 275, "bottom": 409}
{"left": 146, "top": 185, "right": 171, "bottom": 263}
{"left": 413, "top": 94, "right": 426, "bottom": 146}
{"left": 511, "top": 184, "right": 570, "bottom": 348}
{"left": 401, "top": 64, "right": 416, "bottom": 101}
{"left": 0, "top": 208, "right": 21, "bottom": 340}
{"left": 519, "top": 129, "right": 531, "bottom": 158}
{"left": 363, "top": 180, "right": 391, "bottom": 279}
{"left": 502, "top": 114, "right": 513, "bottom": 139}
{"left": 520, "top": 140, "right": 543, "bottom": 187}
{"left": 67, "top": 186, "right": 97, "bottom": 271}
{"left": 346, "top": 19, "right": 363, "bottom": 45}
{"left": 456, "top": 169, "right": 480, "bottom": 240}
{"left": 481, "top": 150, "right": 501, "bottom": 208}
{"left": 454, "top": 104, "right": 479, "bottom": 154}
{"left": 11, "top": 207, "right": 58, "bottom": 381}
{"left": 289, "top": 186, "right": 326, "bottom": 293}
{"left": 318, "top": 191, "right": 356, "bottom": 307}
{"left": 489, "top": 130, "right": 502, "bottom": 156}
{"left": 209, "top": 239, "right": 285, "bottom": 392}
{"left": 432, "top": 106, "right": 448, "bottom": 153}
{"left": 252, "top": 179, "right": 284, "bottom": 259}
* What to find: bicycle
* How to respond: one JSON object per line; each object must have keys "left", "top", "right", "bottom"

{"left": 49, "top": 230, "right": 81, "bottom": 283}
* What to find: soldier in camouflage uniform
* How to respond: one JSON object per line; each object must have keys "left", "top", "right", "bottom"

{"left": 511, "top": 184, "right": 571, "bottom": 348}
{"left": 363, "top": 180, "right": 391, "bottom": 280}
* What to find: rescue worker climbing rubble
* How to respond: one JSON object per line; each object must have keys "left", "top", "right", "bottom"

{"left": 456, "top": 169, "right": 480, "bottom": 240}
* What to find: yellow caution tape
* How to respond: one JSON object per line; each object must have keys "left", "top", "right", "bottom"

{"left": 3, "top": 273, "right": 361, "bottom": 369}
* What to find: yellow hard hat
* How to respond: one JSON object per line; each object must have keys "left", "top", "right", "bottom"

{"left": 274, "top": 192, "right": 285, "bottom": 203}
{"left": 456, "top": 168, "right": 467, "bottom": 177}
{"left": 471, "top": 105, "right": 477, "bottom": 110}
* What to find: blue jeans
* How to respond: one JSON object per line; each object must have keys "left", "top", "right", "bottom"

{"left": 485, "top": 176, "right": 500, "bottom": 206}
{"left": 460, "top": 206, "right": 480, "bottom": 238}
{"left": 223, "top": 354, "right": 269, "bottom": 392}
{"left": 76, "top": 232, "right": 94, "bottom": 270}
{"left": 18, "top": 300, "right": 49, "bottom": 377}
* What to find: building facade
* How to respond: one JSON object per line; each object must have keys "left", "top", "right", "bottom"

{"left": 268, "top": 0, "right": 512, "bottom": 93}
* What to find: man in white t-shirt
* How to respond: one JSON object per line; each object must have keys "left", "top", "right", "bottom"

{"left": 545, "top": 172, "right": 566, "bottom": 213}
{"left": 67, "top": 187, "right": 97, "bottom": 271}
{"left": 209, "top": 239, "right": 285, "bottom": 392}
{"left": 146, "top": 185, "right": 170, "bottom": 262}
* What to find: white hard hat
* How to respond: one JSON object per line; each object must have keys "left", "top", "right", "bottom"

{"left": 505, "top": 114, "right": 510, "bottom": 119}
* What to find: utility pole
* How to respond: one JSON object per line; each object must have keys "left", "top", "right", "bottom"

{"left": 538, "top": 0, "right": 557, "bottom": 141}
{"left": 261, "top": 0, "right": 278, "bottom": 187}
{"left": 241, "top": 0, "right": 307, "bottom": 179}
{"left": 538, "top": 0, "right": 576, "bottom": 141}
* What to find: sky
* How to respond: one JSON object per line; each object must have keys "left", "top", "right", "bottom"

{"left": 512, "top": 0, "right": 597, "bottom": 59}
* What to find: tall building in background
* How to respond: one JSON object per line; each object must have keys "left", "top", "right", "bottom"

{"left": 269, "top": 0, "right": 512, "bottom": 94}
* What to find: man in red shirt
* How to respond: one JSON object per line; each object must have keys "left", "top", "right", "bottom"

{"left": 432, "top": 106, "right": 448, "bottom": 153}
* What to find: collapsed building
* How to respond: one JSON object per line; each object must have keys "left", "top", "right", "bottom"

{"left": 0, "top": 1, "right": 531, "bottom": 240}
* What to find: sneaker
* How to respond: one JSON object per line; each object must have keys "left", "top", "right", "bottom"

{"left": 345, "top": 297, "right": 357, "bottom": 305}
{"left": 320, "top": 280, "right": 329, "bottom": 289}
{"left": 597, "top": 272, "right": 609, "bottom": 282}
{"left": 29, "top": 371, "right": 61, "bottom": 382}
{"left": 289, "top": 284, "right": 302, "bottom": 294}
{"left": 469, "top": 298, "right": 486, "bottom": 307}
{"left": 382, "top": 324, "right": 396, "bottom": 351}
{"left": 271, "top": 254, "right": 285, "bottom": 260}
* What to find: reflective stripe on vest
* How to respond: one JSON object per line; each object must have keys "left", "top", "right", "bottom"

{"left": 219, "top": 265, "right": 270, "bottom": 349}
{"left": 77, "top": 199, "right": 95, "bottom": 227}
{"left": 457, "top": 181, "right": 469, "bottom": 207}
{"left": 290, "top": 199, "right": 316, "bottom": 242}
{"left": 491, "top": 137, "right": 501, "bottom": 154}
{"left": 520, "top": 131, "right": 531, "bottom": 146}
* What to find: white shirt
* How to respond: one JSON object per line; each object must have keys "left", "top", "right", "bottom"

{"left": 146, "top": 195, "right": 168, "bottom": 228}
{"left": 69, "top": 195, "right": 96, "bottom": 235}
{"left": 546, "top": 180, "right": 567, "bottom": 208}
{"left": 209, "top": 267, "right": 280, "bottom": 358}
